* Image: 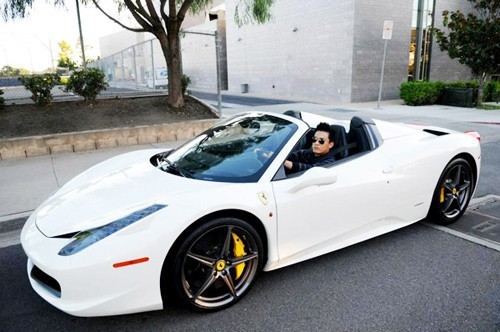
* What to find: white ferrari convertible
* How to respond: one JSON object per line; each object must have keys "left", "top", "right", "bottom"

{"left": 21, "top": 111, "right": 481, "bottom": 316}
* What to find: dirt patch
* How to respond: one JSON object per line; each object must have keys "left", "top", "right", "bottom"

{"left": 0, "top": 95, "right": 217, "bottom": 139}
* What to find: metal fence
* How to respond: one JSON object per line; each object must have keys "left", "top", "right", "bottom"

{"left": 89, "top": 38, "right": 168, "bottom": 92}
{"left": 1, "top": 23, "right": 224, "bottom": 105}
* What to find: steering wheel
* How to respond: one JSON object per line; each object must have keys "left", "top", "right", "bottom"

{"left": 253, "top": 148, "right": 273, "bottom": 163}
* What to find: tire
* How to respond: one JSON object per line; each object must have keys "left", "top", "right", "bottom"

{"left": 171, "top": 217, "right": 263, "bottom": 311}
{"left": 428, "top": 158, "right": 474, "bottom": 225}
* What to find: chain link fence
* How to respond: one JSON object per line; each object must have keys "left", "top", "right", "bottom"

{"left": 90, "top": 37, "right": 168, "bottom": 91}
{"left": 1, "top": 21, "right": 225, "bottom": 104}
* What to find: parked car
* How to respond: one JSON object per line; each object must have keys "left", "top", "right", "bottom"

{"left": 145, "top": 68, "right": 168, "bottom": 89}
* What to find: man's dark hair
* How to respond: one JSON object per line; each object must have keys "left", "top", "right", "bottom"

{"left": 315, "top": 122, "right": 333, "bottom": 142}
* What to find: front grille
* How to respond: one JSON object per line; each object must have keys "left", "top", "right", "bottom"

{"left": 31, "top": 265, "right": 61, "bottom": 298}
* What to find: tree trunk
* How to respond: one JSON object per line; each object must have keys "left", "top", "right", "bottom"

{"left": 158, "top": 28, "right": 184, "bottom": 108}
{"left": 476, "top": 72, "right": 490, "bottom": 107}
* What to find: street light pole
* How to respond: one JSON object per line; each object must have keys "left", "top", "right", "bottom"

{"left": 75, "top": 0, "right": 86, "bottom": 68}
{"left": 183, "top": 30, "right": 222, "bottom": 117}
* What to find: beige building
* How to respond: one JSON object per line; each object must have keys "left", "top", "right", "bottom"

{"left": 96, "top": 0, "right": 474, "bottom": 101}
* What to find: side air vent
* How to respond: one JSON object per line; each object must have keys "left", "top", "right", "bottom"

{"left": 31, "top": 265, "right": 61, "bottom": 298}
{"left": 423, "top": 129, "right": 449, "bottom": 136}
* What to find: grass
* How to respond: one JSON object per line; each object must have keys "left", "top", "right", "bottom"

{"left": 477, "top": 103, "right": 500, "bottom": 110}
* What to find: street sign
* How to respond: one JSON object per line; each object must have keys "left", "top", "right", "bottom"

{"left": 378, "top": 20, "right": 393, "bottom": 109}
{"left": 382, "top": 20, "right": 394, "bottom": 40}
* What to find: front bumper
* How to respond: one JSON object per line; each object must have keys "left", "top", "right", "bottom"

{"left": 21, "top": 213, "right": 166, "bottom": 317}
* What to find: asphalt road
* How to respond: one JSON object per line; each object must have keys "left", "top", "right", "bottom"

{"left": 1, "top": 94, "right": 499, "bottom": 331}
{"left": 2, "top": 222, "right": 499, "bottom": 331}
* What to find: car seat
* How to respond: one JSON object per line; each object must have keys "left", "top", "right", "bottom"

{"left": 347, "top": 116, "right": 372, "bottom": 154}
{"left": 283, "top": 110, "right": 302, "bottom": 119}
{"left": 329, "top": 125, "right": 349, "bottom": 160}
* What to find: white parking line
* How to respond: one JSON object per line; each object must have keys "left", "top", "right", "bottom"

{"left": 422, "top": 221, "right": 500, "bottom": 252}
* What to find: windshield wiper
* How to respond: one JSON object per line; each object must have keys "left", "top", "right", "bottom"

{"left": 163, "top": 159, "right": 194, "bottom": 179}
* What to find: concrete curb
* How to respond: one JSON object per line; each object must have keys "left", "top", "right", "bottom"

{"left": 0, "top": 211, "right": 31, "bottom": 234}
{"left": 0, "top": 119, "right": 218, "bottom": 160}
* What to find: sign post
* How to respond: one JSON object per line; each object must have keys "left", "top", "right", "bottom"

{"left": 377, "top": 20, "right": 393, "bottom": 109}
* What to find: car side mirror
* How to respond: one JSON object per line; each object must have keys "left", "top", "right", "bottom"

{"left": 288, "top": 167, "right": 338, "bottom": 193}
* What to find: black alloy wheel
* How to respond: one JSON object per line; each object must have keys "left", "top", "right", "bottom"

{"left": 172, "top": 217, "right": 263, "bottom": 311}
{"left": 429, "top": 158, "right": 474, "bottom": 225}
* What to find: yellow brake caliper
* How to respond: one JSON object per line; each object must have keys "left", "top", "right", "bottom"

{"left": 440, "top": 187, "right": 445, "bottom": 203}
{"left": 231, "top": 232, "right": 247, "bottom": 280}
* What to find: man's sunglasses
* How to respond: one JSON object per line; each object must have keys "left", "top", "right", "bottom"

{"left": 311, "top": 137, "right": 327, "bottom": 145}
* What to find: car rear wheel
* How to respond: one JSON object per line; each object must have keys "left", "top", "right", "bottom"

{"left": 172, "top": 217, "right": 263, "bottom": 311}
{"left": 428, "top": 158, "right": 474, "bottom": 225}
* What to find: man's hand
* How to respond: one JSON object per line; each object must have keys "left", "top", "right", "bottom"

{"left": 284, "top": 160, "right": 293, "bottom": 169}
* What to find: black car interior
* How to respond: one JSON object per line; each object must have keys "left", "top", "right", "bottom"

{"left": 284, "top": 110, "right": 382, "bottom": 162}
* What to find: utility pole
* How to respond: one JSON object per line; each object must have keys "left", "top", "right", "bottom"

{"left": 75, "top": 0, "right": 86, "bottom": 68}
{"left": 377, "top": 20, "right": 393, "bottom": 109}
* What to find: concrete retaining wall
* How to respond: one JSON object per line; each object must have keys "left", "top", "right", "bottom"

{"left": 0, "top": 119, "right": 218, "bottom": 160}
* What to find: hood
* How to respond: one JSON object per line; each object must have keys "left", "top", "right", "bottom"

{"left": 35, "top": 149, "right": 222, "bottom": 237}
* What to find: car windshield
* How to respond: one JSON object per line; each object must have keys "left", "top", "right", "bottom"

{"left": 156, "top": 113, "right": 298, "bottom": 182}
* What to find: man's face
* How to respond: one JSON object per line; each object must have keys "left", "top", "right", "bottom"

{"left": 311, "top": 130, "right": 333, "bottom": 156}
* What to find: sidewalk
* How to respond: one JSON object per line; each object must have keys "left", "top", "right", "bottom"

{"left": 0, "top": 141, "right": 183, "bottom": 233}
{"left": 1, "top": 99, "right": 499, "bottom": 234}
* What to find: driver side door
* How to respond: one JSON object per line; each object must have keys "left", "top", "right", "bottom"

{"left": 271, "top": 150, "right": 395, "bottom": 267}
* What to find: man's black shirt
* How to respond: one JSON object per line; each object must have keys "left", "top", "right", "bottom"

{"left": 287, "top": 149, "right": 335, "bottom": 173}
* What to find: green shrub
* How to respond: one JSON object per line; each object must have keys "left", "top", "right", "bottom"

{"left": 65, "top": 68, "right": 108, "bottom": 103}
{"left": 0, "top": 88, "right": 4, "bottom": 108}
{"left": 445, "top": 81, "right": 479, "bottom": 89}
{"left": 400, "top": 81, "right": 445, "bottom": 106}
{"left": 181, "top": 74, "right": 192, "bottom": 95}
{"left": 19, "top": 73, "right": 61, "bottom": 106}
{"left": 483, "top": 80, "right": 500, "bottom": 102}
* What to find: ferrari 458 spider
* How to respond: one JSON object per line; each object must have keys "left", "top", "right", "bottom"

{"left": 21, "top": 111, "right": 481, "bottom": 316}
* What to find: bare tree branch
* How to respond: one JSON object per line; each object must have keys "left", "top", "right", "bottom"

{"left": 159, "top": 0, "right": 168, "bottom": 23}
{"left": 178, "top": 0, "right": 195, "bottom": 23}
{"left": 123, "top": 0, "right": 154, "bottom": 31}
{"left": 143, "top": 0, "right": 162, "bottom": 28}
{"left": 168, "top": 0, "right": 175, "bottom": 21}
{"left": 90, "top": 0, "right": 147, "bottom": 32}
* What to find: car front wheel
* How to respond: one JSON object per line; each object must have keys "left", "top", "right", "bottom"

{"left": 428, "top": 158, "right": 474, "bottom": 225}
{"left": 172, "top": 217, "right": 263, "bottom": 311}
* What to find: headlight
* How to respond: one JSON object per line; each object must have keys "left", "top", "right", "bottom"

{"left": 58, "top": 204, "right": 167, "bottom": 256}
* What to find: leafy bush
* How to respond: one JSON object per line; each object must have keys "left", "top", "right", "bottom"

{"left": 181, "top": 74, "right": 192, "bottom": 95}
{"left": 484, "top": 80, "right": 500, "bottom": 102}
{"left": 0, "top": 88, "right": 4, "bottom": 108}
{"left": 65, "top": 68, "right": 108, "bottom": 103}
{"left": 445, "top": 81, "right": 479, "bottom": 89}
{"left": 400, "top": 81, "right": 445, "bottom": 106}
{"left": 19, "top": 73, "right": 61, "bottom": 106}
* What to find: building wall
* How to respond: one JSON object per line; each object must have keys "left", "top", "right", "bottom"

{"left": 182, "top": 21, "right": 219, "bottom": 90}
{"left": 429, "top": 0, "right": 475, "bottom": 82}
{"left": 351, "top": 0, "right": 413, "bottom": 102}
{"left": 225, "top": 0, "right": 412, "bottom": 102}
{"left": 226, "top": 0, "right": 355, "bottom": 103}
{"left": 96, "top": 0, "right": 476, "bottom": 101}
{"left": 100, "top": 31, "right": 149, "bottom": 58}
{"left": 225, "top": 0, "right": 473, "bottom": 102}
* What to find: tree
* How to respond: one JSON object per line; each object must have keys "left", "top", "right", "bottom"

{"left": 57, "top": 40, "right": 77, "bottom": 70}
{"left": 2, "top": 0, "right": 275, "bottom": 108}
{"left": 433, "top": 0, "right": 499, "bottom": 105}
{"left": 0, "top": 65, "right": 30, "bottom": 76}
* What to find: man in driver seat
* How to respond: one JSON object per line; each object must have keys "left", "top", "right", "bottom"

{"left": 284, "top": 122, "right": 335, "bottom": 173}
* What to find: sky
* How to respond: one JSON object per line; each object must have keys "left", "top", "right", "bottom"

{"left": 0, "top": 1, "right": 132, "bottom": 72}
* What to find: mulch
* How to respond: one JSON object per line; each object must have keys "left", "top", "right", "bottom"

{"left": 0, "top": 95, "right": 217, "bottom": 139}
